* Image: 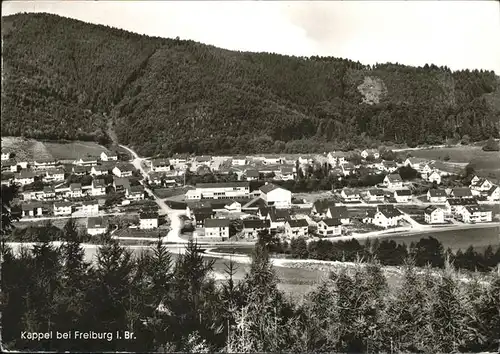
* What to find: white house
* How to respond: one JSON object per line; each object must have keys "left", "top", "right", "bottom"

{"left": 100, "top": 151, "right": 118, "bottom": 161}
{"left": 2, "top": 159, "right": 18, "bottom": 173}
{"left": 394, "top": 189, "right": 412, "bottom": 203}
{"left": 231, "top": 156, "right": 247, "bottom": 166}
{"left": 69, "top": 183, "right": 83, "bottom": 198}
{"left": 80, "top": 200, "right": 99, "bottom": 215}
{"left": 87, "top": 217, "right": 108, "bottom": 235}
{"left": 284, "top": 219, "right": 309, "bottom": 238}
{"left": 404, "top": 158, "right": 424, "bottom": 171}
{"left": 224, "top": 200, "right": 241, "bottom": 212}
{"left": 424, "top": 206, "right": 445, "bottom": 224}
{"left": 427, "top": 171, "right": 442, "bottom": 185}
{"left": 445, "top": 198, "right": 479, "bottom": 216}
{"left": 112, "top": 164, "right": 135, "bottom": 178}
{"left": 21, "top": 203, "right": 43, "bottom": 218}
{"left": 242, "top": 219, "right": 270, "bottom": 238}
{"left": 32, "top": 158, "right": 57, "bottom": 170}
{"left": 72, "top": 165, "right": 91, "bottom": 176}
{"left": 341, "top": 163, "right": 356, "bottom": 176}
{"left": 365, "top": 189, "right": 385, "bottom": 202}
{"left": 245, "top": 169, "right": 260, "bottom": 181}
{"left": 486, "top": 185, "right": 500, "bottom": 202}
{"left": 326, "top": 206, "right": 350, "bottom": 224}
{"left": 327, "top": 151, "right": 348, "bottom": 166}
{"left": 91, "top": 179, "right": 106, "bottom": 196}
{"left": 427, "top": 189, "right": 448, "bottom": 203}
{"left": 317, "top": 218, "right": 342, "bottom": 237}
{"left": 74, "top": 156, "right": 98, "bottom": 166}
{"left": 1, "top": 151, "right": 11, "bottom": 161}
{"left": 266, "top": 208, "right": 291, "bottom": 230}
{"left": 279, "top": 166, "right": 295, "bottom": 181}
{"left": 383, "top": 174, "right": 403, "bottom": 189}
{"left": 126, "top": 185, "right": 145, "bottom": 200}
{"left": 54, "top": 202, "right": 72, "bottom": 216}
{"left": 381, "top": 160, "right": 398, "bottom": 173}
{"left": 470, "top": 178, "right": 493, "bottom": 196}
{"left": 14, "top": 170, "right": 36, "bottom": 186}
{"left": 187, "top": 182, "right": 250, "bottom": 200}
{"left": 360, "top": 149, "right": 380, "bottom": 160}
{"left": 169, "top": 153, "right": 190, "bottom": 165}
{"left": 450, "top": 187, "right": 474, "bottom": 199}
{"left": 204, "top": 218, "right": 230, "bottom": 239}
{"left": 420, "top": 164, "right": 433, "bottom": 177}
{"left": 139, "top": 213, "right": 159, "bottom": 229}
{"left": 460, "top": 205, "right": 492, "bottom": 223}
{"left": 43, "top": 168, "right": 65, "bottom": 183}
{"left": 91, "top": 165, "right": 109, "bottom": 176}
{"left": 259, "top": 183, "right": 292, "bottom": 209}
{"left": 364, "top": 205, "right": 403, "bottom": 228}
{"left": 151, "top": 158, "right": 171, "bottom": 172}
{"left": 340, "top": 189, "right": 361, "bottom": 203}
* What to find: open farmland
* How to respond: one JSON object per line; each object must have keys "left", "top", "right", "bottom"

{"left": 1, "top": 137, "right": 111, "bottom": 161}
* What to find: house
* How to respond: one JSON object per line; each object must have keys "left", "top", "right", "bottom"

{"left": 14, "top": 170, "right": 36, "bottom": 186}
{"left": 317, "top": 218, "right": 342, "bottom": 237}
{"left": 80, "top": 200, "right": 99, "bottom": 215}
{"left": 470, "top": 178, "right": 493, "bottom": 195}
{"left": 100, "top": 151, "right": 118, "bottom": 161}
{"left": 193, "top": 156, "right": 212, "bottom": 167}
{"left": 32, "top": 158, "right": 57, "bottom": 170}
{"left": 242, "top": 219, "right": 271, "bottom": 238}
{"left": 43, "top": 168, "right": 65, "bottom": 183}
{"left": 87, "top": 217, "right": 109, "bottom": 235}
{"left": 264, "top": 156, "right": 282, "bottom": 165}
{"left": 2, "top": 159, "right": 18, "bottom": 173}
{"left": 381, "top": 160, "right": 398, "bottom": 173}
{"left": 327, "top": 151, "right": 348, "bottom": 166}
{"left": 112, "top": 164, "right": 135, "bottom": 177}
{"left": 1, "top": 151, "right": 11, "bottom": 161}
{"left": 404, "top": 157, "right": 424, "bottom": 171}
{"left": 74, "top": 157, "right": 98, "bottom": 166}
{"left": 266, "top": 208, "right": 291, "bottom": 230}
{"left": 445, "top": 198, "right": 478, "bottom": 216}
{"left": 361, "top": 149, "right": 380, "bottom": 160}
{"left": 259, "top": 183, "right": 292, "bottom": 209}
{"left": 113, "top": 177, "right": 131, "bottom": 192}
{"left": 151, "top": 158, "right": 170, "bottom": 172}
{"left": 231, "top": 156, "right": 247, "bottom": 166}
{"left": 486, "top": 185, "right": 500, "bottom": 202}
{"left": 394, "top": 189, "right": 412, "bottom": 203}
{"left": 16, "top": 160, "right": 29, "bottom": 169}
{"left": 126, "top": 185, "right": 145, "bottom": 200}
{"left": 69, "top": 183, "right": 83, "bottom": 198}
{"left": 427, "top": 189, "right": 448, "bottom": 203}
{"left": 279, "top": 166, "right": 295, "bottom": 181}
{"left": 460, "top": 205, "right": 492, "bottom": 224}
{"left": 169, "top": 153, "right": 190, "bottom": 165}
{"left": 365, "top": 189, "right": 385, "bottom": 202}
{"left": 340, "top": 189, "right": 361, "bottom": 202}
{"left": 91, "top": 179, "right": 106, "bottom": 196}
{"left": 204, "top": 218, "right": 230, "bottom": 239}
{"left": 364, "top": 205, "right": 403, "bottom": 228}
{"left": 187, "top": 182, "right": 250, "bottom": 200}
{"left": 326, "top": 206, "right": 350, "bottom": 224}
{"left": 54, "top": 202, "right": 73, "bottom": 216}
{"left": 21, "top": 203, "right": 43, "bottom": 217}
{"left": 192, "top": 207, "right": 215, "bottom": 227}
{"left": 341, "top": 163, "right": 356, "bottom": 176}
{"left": 470, "top": 175, "right": 481, "bottom": 185}
{"left": 311, "top": 200, "right": 335, "bottom": 217}
{"left": 224, "top": 200, "right": 242, "bottom": 212}
{"left": 91, "top": 165, "right": 110, "bottom": 176}
{"left": 420, "top": 164, "right": 433, "bottom": 177}
{"left": 284, "top": 219, "right": 309, "bottom": 238}
{"left": 383, "top": 174, "right": 403, "bottom": 189}
{"left": 72, "top": 165, "right": 91, "bottom": 176}
{"left": 450, "top": 187, "right": 474, "bottom": 199}
{"left": 244, "top": 169, "right": 260, "bottom": 181}
{"left": 139, "top": 212, "right": 159, "bottom": 229}
{"left": 427, "top": 170, "right": 442, "bottom": 185}
{"left": 424, "top": 206, "right": 445, "bottom": 224}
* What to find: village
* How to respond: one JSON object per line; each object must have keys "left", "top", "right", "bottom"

{"left": 1, "top": 146, "right": 499, "bottom": 243}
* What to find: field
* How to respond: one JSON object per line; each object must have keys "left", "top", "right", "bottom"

{"left": 1, "top": 137, "right": 110, "bottom": 161}
{"left": 408, "top": 146, "right": 500, "bottom": 182}
{"left": 153, "top": 187, "right": 191, "bottom": 200}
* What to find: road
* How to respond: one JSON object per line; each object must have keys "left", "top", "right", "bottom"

{"left": 119, "top": 144, "right": 187, "bottom": 243}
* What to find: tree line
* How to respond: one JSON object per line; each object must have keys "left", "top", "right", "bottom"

{"left": 2, "top": 224, "right": 500, "bottom": 352}
{"left": 3, "top": 13, "right": 499, "bottom": 156}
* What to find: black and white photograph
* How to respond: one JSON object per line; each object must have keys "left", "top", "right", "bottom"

{"left": 1, "top": 0, "right": 500, "bottom": 352}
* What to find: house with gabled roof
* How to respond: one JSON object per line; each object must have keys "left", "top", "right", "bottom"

{"left": 192, "top": 207, "right": 215, "bottom": 227}
{"left": 326, "top": 206, "right": 350, "bottom": 224}
{"left": 486, "top": 185, "right": 500, "bottom": 202}
{"left": 363, "top": 205, "right": 403, "bottom": 228}
{"left": 259, "top": 183, "right": 292, "bottom": 209}
{"left": 284, "top": 219, "right": 309, "bottom": 238}
{"left": 91, "top": 165, "right": 110, "bottom": 176}
{"left": 139, "top": 212, "right": 159, "bottom": 229}
{"left": 266, "top": 208, "right": 291, "bottom": 230}
{"left": 383, "top": 174, "right": 403, "bottom": 189}
{"left": 79, "top": 199, "right": 99, "bottom": 215}
{"left": 470, "top": 178, "right": 493, "bottom": 195}
{"left": 340, "top": 189, "right": 361, "bottom": 202}
{"left": 21, "top": 202, "right": 43, "bottom": 217}
{"left": 427, "top": 170, "right": 442, "bottom": 185}
{"left": 100, "top": 151, "right": 118, "bottom": 162}
{"left": 394, "top": 189, "right": 412, "bottom": 203}
{"left": 1, "top": 150, "right": 11, "bottom": 161}
{"left": 311, "top": 199, "right": 335, "bottom": 217}
{"left": 327, "top": 151, "right": 348, "bottom": 166}
{"left": 54, "top": 201, "right": 73, "bottom": 216}
{"left": 242, "top": 219, "right": 270, "bottom": 238}
{"left": 424, "top": 206, "right": 445, "bottom": 224}
{"left": 427, "top": 189, "right": 447, "bottom": 203}
{"left": 460, "top": 205, "right": 492, "bottom": 223}
{"left": 450, "top": 187, "right": 474, "bottom": 199}
{"left": 126, "top": 185, "right": 145, "bottom": 200}
{"left": 204, "top": 218, "right": 231, "bottom": 239}
{"left": 91, "top": 179, "right": 106, "bottom": 196}
{"left": 74, "top": 156, "right": 98, "bottom": 166}
{"left": 32, "top": 158, "right": 57, "bottom": 170}
{"left": 317, "top": 218, "right": 342, "bottom": 237}
{"left": 404, "top": 157, "right": 425, "bottom": 171}
{"left": 341, "top": 163, "right": 356, "bottom": 176}
{"left": 279, "top": 166, "right": 295, "bottom": 181}
{"left": 445, "top": 198, "right": 478, "bottom": 216}
{"left": 14, "top": 170, "right": 36, "bottom": 186}
{"left": 361, "top": 149, "right": 380, "bottom": 160}
{"left": 151, "top": 158, "right": 171, "bottom": 172}
{"left": 87, "top": 217, "right": 109, "bottom": 235}
{"left": 244, "top": 168, "right": 260, "bottom": 181}
{"left": 43, "top": 168, "right": 65, "bottom": 183}
{"left": 381, "top": 160, "right": 398, "bottom": 173}
{"left": 365, "top": 189, "right": 385, "bottom": 202}
{"left": 112, "top": 163, "right": 135, "bottom": 178}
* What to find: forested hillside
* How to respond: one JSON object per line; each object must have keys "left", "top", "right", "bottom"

{"left": 2, "top": 13, "right": 500, "bottom": 156}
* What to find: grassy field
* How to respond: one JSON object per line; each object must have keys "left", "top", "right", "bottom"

{"left": 409, "top": 146, "right": 500, "bottom": 182}
{"left": 1, "top": 137, "right": 110, "bottom": 161}
{"left": 153, "top": 187, "right": 190, "bottom": 200}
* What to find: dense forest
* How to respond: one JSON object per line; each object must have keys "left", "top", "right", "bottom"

{"left": 2, "top": 13, "right": 500, "bottom": 156}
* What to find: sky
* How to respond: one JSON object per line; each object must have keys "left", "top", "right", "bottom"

{"left": 3, "top": 0, "right": 500, "bottom": 74}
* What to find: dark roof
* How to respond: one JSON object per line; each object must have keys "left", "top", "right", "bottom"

{"left": 152, "top": 158, "right": 170, "bottom": 166}
{"left": 258, "top": 205, "right": 269, "bottom": 215}
{"left": 386, "top": 174, "right": 403, "bottom": 182}
{"left": 140, "top": 212, "right": 158, "bottom": 219}
{"left": 113, "top": 177, "right": 130, "bottom": 186}
{"left": 313, "top": 199, "right": 335, "bottom": 214}
{"left": 92, "top": 179, "right": 106, "bottom": 188}
{"left": 205, "top": 218, "right": 231, "bottom": 228}
{"left": 342, "top": 188, "right": 359, "bottom": 196}
{"left": 328, "top": 206, "right": 349, "bottom": 219}
{"left": 21, "top": 202, "right": 43, "bottom": 210}
{"left": 424, "top": 205, "right": 442, "bottom": 214}
{"left": 280, "top": 166, "right": 294, "bottom": 174}
{"left": 54, "top": 202, "right": 72, "bottom": 208}
{"left": 43, "top": 186, "right": 55, "bottom": 193}
{"left": 116, "top": 163, "right": 135, "bottom": 172}
{"left": 245, "top": 169, "right": 260, "bottom": 177}
{"left": 87, "top": 217, "right": 108, "bottom": 228}
{"left": 487, "top": 185, "right": 499, "bottom": 196}
{"left": 196, "top": 182, "right": 249, "bottom": 189}
{"left": 15, "top": 170, "right": 36, "bottom": 178}
{"left": 34, "top": 158, "right": 56, "bottom": 164}
{"left": 260, "top": 183, "right": 282, "bottom": 194}
{"left": 243, "top": 219, "right": 271, "bottom": 229}
{"left": 368, "top": 189, "right": 385, "bottom": 196}
{"left": 46, "top": 168, "right": 65, "bottom": 175}
{"left": 382, "top": 160, "right": 397, "bottom": 167}
{"left": 93, "top": 165, "right": 109, "bottom": 171}
{"left": 194, "top": 156, "right": 212, "bottom": 162}
{"left": 287, "top": 219, "right": 309, "bottom": 228}
{"left": 81, "top": 199, "right": 99, "bottom": 206}
{"left": 428, "top": 189, "right": 447, "bottom": 197}
{"left": 129, "top": 185, "right": 145, "bottom": 193}
{"left": 465, "top": 205, "right": 490, "bottom": 214}
{"left": 446, "top": 198, "right": 478, "bottom": 206}
{"left": 452, "top": 187, "right": 473, "bottom": 197}
{"left": 70, "top": 183, "right": 82, "bottom": 190}
{"left": 379, "top": 208, "right": 402, "bottom": 218}
{"left": 395, "top": 189, "right": 412, "bottom": 196}
{"left": 2, "top": 159, "right": 17, "bottom": 167}
{"left": 73, "top": 165, "right": 91, "bottom": 173}
{"left": 319, "top": 218, "right": 342, "bottom": 227}
{"left": 268, "top": 208, "right": 290, "bottom": 222}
